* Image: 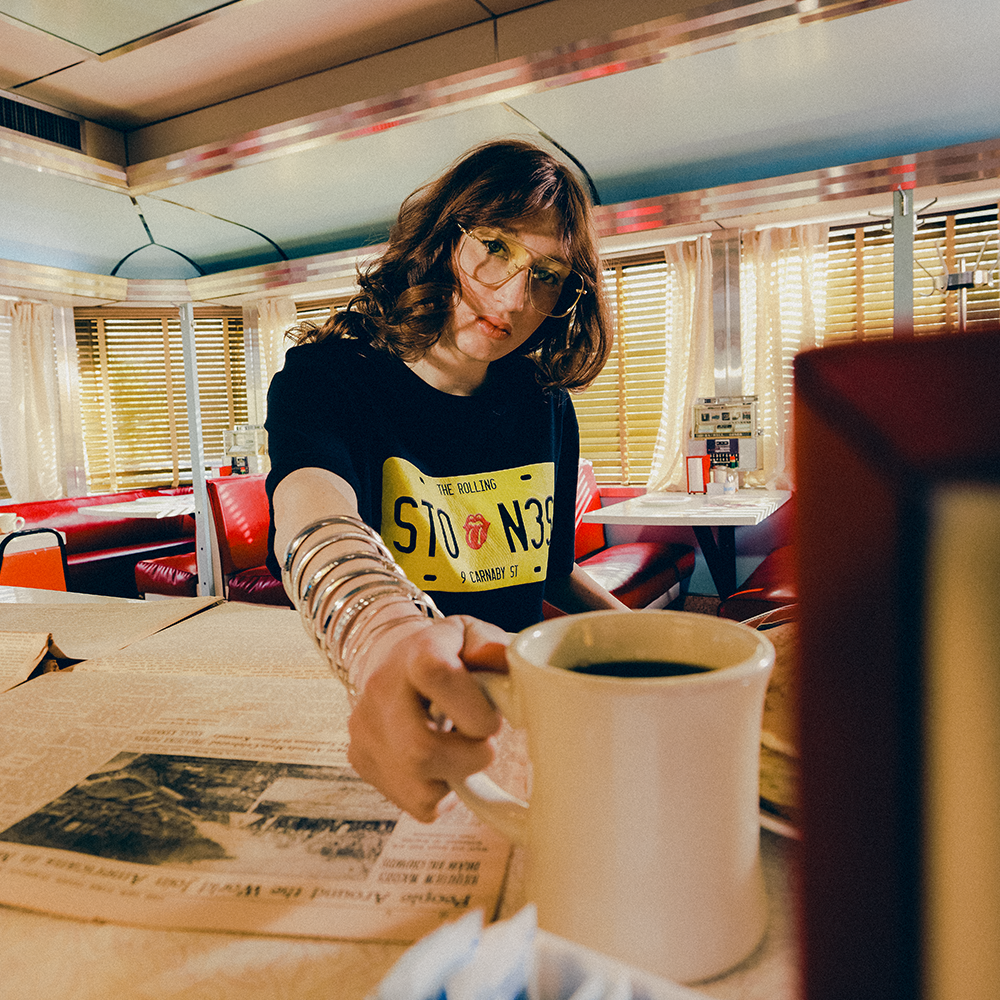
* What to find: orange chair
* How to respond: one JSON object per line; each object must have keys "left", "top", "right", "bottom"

{"left": 205, "top": 475, "right": 291, "bottom": 606}
{"left": 0, "top": 528, "right": 69, "bottom": 591}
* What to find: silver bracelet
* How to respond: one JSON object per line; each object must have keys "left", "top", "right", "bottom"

{"left": 282, "top": 516, "right": 441, "bottom": 695}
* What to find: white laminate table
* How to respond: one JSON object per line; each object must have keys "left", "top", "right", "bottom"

{"left": 78, "top": 496, "right": 196, "bottom": 519}
{"left": 79, "top": 494, "right": 221, "bottom": 595}
{"left": 582, "top": 490, "right": 792, "bottom": 599}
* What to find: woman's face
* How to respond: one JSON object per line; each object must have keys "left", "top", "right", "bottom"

{"left": 443, "top": 208, "right": 568, "bottom": 367}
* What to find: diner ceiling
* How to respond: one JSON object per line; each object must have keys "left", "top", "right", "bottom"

{"left": 0, "top": 0, "right": 999, "bottom": 303}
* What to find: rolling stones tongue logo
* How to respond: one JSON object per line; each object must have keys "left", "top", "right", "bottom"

{"left": 464, "top": 513, "right": 490, "bottom": 550}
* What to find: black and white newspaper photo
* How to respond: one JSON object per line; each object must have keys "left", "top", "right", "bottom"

{"left": 0, "top": 671, "right": 515, "bottom": 942}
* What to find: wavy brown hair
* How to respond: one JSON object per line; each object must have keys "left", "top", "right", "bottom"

{"left": 288, "top": 139, "right": 611, "bottom": 390}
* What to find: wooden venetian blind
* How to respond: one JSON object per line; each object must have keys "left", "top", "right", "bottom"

{"left": 826, "top": 204, "right": 999, "bottom": 343}
{"left": 573, "top": 256, "right": 674, "bottom": 485}
{"left": 295, "top": 298, "right": 347, "bottom": 327}
{"left": 74, "top": 308, "right": 247, "bottom": 492}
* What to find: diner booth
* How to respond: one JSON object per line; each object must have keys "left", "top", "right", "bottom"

{"left": 1, "top": 1, "right": 1000, "bottom": 998}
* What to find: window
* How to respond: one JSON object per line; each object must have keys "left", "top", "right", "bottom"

{"left": 295, "top": 298, "right": 345, "bottom": 327}
{"left": 826, "top": 203, "right": 1000, "bottom": 343}
{"left": 74, "top": 308, "right": 248, "bottom": 492}
{"left": 582, "top": 207, "right": 998, "bottom": 487}
{"left": 574, "top": 256, "right": 675, "bottom": 485}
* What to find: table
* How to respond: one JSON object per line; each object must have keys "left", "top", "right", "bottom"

{"left": 0, "top": 828, "right": 797, "bottom": 1000}
{"left": 582, "top": 490, "right": 792, "bottom": 599}
{"left": 0, "top": 592, "right": 800, "bottom": 1000}
{"left": 0, "top": 584, "right": 142, "bottom": 604}
{"left": 80, "top": 495, "right": 220, "bottom": 596}
{"left": 79, "top": 496, "right": 196, "bottom": 519}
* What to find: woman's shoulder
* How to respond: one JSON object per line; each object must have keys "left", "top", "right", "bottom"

{"left": 283, "top": 335, "right": 373, "bottom": 371}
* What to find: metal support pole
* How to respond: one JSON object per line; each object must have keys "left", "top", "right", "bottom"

{"left": 892, "top": 187, "right": 915, "bottom": 338}
{"left": 711, "top": 233, "right": 743, "bottom": 396}
{"left": 179, "top": 302, "right": 216, "bottom": 597}
{"left": 957, "top": 258, "right": 968, "bottom": 333}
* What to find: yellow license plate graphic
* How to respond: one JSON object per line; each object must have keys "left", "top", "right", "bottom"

{"left": 379, "top": 458, "right": 555, "bottom": 592}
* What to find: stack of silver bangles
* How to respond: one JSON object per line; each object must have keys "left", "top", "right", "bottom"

{"left": 282, "top": 515, "right": 441, "bottom": 699}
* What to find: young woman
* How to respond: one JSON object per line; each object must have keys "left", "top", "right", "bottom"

{"left": 266, "top": 138, "right": 626, "bottom": 821}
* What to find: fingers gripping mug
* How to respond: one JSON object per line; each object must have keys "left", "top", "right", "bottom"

{"left": 451, "top": 610, "right": 775, "bottom": 984}
{"left": 0, "top": 514, "right": 26, "bottom": 534}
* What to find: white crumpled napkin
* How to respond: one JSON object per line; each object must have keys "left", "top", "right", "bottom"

{"left": 370, "top": 905, "right": 535, "bottom": 1000}
{"left": 369, "top": 904, "right": 656, "bottom": 1000}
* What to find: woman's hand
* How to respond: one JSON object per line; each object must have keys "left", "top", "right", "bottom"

{"left": 346, "top": 614, "right": 510, "bottom": 822}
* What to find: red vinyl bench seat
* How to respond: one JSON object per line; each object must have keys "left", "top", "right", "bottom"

{"left": 717, "top": 544, "right": 798, "bottom": 621}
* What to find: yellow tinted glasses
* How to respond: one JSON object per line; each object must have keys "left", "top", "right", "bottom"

{"left": 457, "top": 226, "right": 586, "bottom": 318}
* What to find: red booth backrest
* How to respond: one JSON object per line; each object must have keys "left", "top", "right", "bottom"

{"left": 574, "top": 459, "right": 608, "bottom": 560}
{"left": 205, "top": 475, "right": 270, "bottom": 577}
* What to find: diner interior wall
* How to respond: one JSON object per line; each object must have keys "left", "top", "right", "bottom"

{"left": 1, "top": 0, "right": 998, "bottom": 503}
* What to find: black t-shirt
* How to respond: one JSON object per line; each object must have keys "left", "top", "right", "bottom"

{"left": 264, "top": 337, "right": 579, "bottom": 633}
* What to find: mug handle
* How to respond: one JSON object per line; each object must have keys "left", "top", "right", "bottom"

{"left": 446, "top": 671, "right": 530, "bottom": 845}
{"left": 15, "top": 517, "right": 25, "bottom": 530}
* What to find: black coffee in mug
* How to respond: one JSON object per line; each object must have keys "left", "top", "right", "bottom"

{"left": 569, "top": 660, "right": 711, "bottom": 678}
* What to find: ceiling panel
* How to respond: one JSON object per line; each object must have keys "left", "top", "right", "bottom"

{"left": 0, "top": 0, "right": 238, "bottom": 53}
{"left": 111, "top": 242, "right": 204, "bottom": 280}
{"left": 0, "top": 159, "right": 142, "bottom": 273}
{"left": 0, "top": 18, "right": 84, "bottom": 92}
{"left": 153, "top": 107, "right": 546, "bottom": 264}
{"left": 2, "top": 0, "right": 508, "bottom": 128}
{"left": 132, "top": 196, "right": 283, "bottom": 274}
{"left": 511, "top": 0, "right": 1000, "bottom": 203}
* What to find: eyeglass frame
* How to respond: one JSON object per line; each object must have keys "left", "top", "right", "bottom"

{"left": 455, "top": 225, "right": 588, "bottom": 319}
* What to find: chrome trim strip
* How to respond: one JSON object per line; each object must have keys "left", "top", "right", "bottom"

{"left": 127, "top": 0, "right": 910, "bottom": 194}
{"left": 184, "top": 139, "right": 998, "bottom": 303}
{"left": 186, "top": 246, "right": 377, "bottom": 301}
{"left": 0, "top": 127, "right": 128, "bottom": 191}
{"left": 5, "top": 138, "right": 994, "bottom": 306}
{"left": 122, "top": 279, "right": 192, "bottom": 303}
{"left": 0, "top": 258, "right": 127, "bottom": 299}
{"left": 594, "top": 139, "right": 1000, "bottom": 237}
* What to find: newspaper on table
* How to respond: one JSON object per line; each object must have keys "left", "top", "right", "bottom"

{"left": 0, "top": 615, "right": 518, "bottom": 942}
{"left": 73, "top": 601, "right": 332, "bottom": 679}
{"left": 0, "top": 630, "right": 67, "bottom": 689}
{"left": 0, "top": 672, "right": 514, "bottom": 941}
{"left": 0, "top": 596, "right": 222, "bottom": 690}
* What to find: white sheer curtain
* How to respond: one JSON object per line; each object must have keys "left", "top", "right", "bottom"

{"left": 741, "top": 223, "right": 829, "bottom": 490}
{"left": 257, "top": 296, "right": 297, "bottom": 395}
{"left": 0, "top": 300, "right": 63, "bottom": 501}
{"left": 647, "top": 235, "right": 714, "bottom": 491}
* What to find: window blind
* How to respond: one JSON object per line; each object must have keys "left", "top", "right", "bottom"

{"left": 74, "top": 308, "right": 247, "bottom": 492}
{"left": 826, "top": 204, "right": 999, "bottom": 343}
{"left": 294, "top": 299, "right": 345, "bottom": 326}
{"left": 574, "top": 257, "right": 674, "bottom": 485}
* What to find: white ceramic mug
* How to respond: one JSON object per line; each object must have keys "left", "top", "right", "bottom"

{"left": 0, "top": 513, "right": 26, "bottom": 534}
{"left": 452, "top": 609, "right": 775, "bottom": 984}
